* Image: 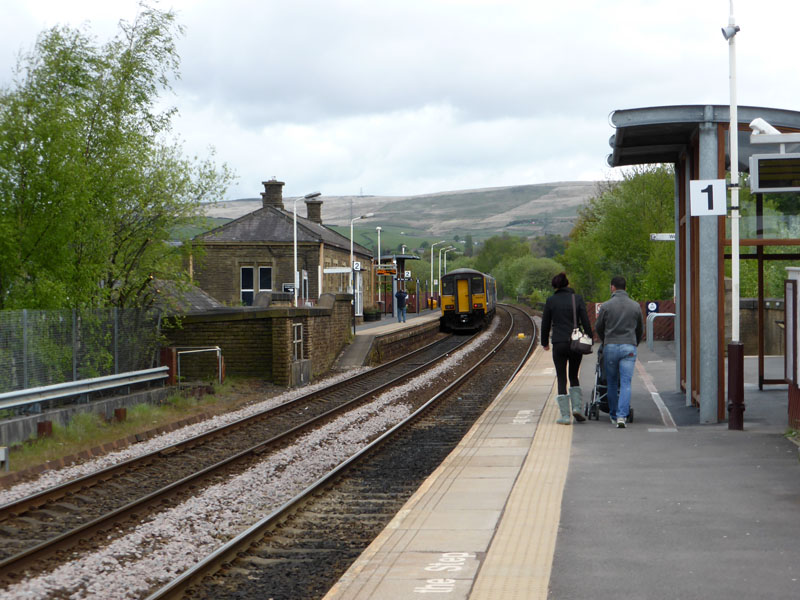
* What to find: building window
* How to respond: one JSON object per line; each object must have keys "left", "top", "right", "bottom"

{"left": 292, "top": 323, "right": 303, "bottom": 361}
{"left": 241, "top": 266, "right": 254, "bottom": 305}
{"left": 259, "top": 266, "right": 273, "bottom": 292}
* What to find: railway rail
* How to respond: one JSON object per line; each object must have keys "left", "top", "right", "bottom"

{"left": 148, "top": 304, "right": 536, "bottom": 600}
{"left": 0, "top": 331, "right": 476, "bottom": 581}
{"left": 0, "top": 304, "right": 536, "bottom": 599}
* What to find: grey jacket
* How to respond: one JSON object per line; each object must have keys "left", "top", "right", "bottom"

{"left": 595, "top": 290, "right": 643, "bottom": 346}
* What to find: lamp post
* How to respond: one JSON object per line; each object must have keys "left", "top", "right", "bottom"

{"left": 376, "top": 226, "right": 382, "bottom": 312}
{"left": 430, "top": 240, "right": 446, "bottom": 306}
{"left": 722, "top": 3, "right": 744, "bottom": 429}
{"left": 294, "top": 191, "right": 321, "bottom": 307}
{"left": 376, "top": 226, "right": 382, "bottom": 266}
{"left": 438, "top": 245, "right": 454, "bottom": 299}
{"left": 444, "top": 246, "right": 455, "bottom": 272}
{"left": 350, "top": 213, "right": 374, "bottom": 293}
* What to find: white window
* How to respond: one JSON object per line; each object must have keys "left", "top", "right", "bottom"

{"left": 292, "top": 323, "right": 303, "bottom": 361}
{"left": 259, "top": 266, "right": 273, "bottom": 292}
{"left": 241, "top": 266, "right": 254, "bottom": 305}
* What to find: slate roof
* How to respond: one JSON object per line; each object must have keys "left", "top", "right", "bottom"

{"left": 195, "top": 206, "right": 372, "bottom": 256}
{"left": 154, "top": 280, "right": 225, "bottom": 315}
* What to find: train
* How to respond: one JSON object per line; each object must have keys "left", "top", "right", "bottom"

{"left": 439, "top": 268, "right": 497, "bottom": 332}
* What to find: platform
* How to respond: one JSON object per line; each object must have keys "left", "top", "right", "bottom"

{"left": 335, "top": 309, "right": 441, "bottom": 369}
{"left": 323, "top": 342, "right": 800, "bottom": 600}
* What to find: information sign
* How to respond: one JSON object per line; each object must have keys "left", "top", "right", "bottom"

{"left": 689, "top": 179, "right": 726, "bottom": 216}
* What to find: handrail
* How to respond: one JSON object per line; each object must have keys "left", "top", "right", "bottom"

{"left": 0, "top": 367, "right": 169, "bottom": 412}
{"left": 646, "top": 312, "right": 676, "bottom": 351}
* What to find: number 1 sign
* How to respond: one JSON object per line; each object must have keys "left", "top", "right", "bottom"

{"left": 689, "top": 179, "right": 727, "bottom": 216}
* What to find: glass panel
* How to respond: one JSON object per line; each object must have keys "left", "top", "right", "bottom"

{"left": 442, "top": 277, "right": 454, "bottom": 295}
{"left": 259, "top": 267, "right": 272, "bottom": 291}
{"left": 471, "top": 276, "right": 483, "bottom": 294}
{"left": 241, "top": 291, "right": 254, "bottom": 306}
{"left": 241, "top": 267, "right": 254, "bottom": 289}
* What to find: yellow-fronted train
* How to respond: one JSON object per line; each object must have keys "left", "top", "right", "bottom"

{"left": 439, "top": 268, "right": 497, "bottom": 333}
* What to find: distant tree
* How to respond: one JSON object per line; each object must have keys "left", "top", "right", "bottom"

{"left": 474, "top": 234, "right": 529, "bottom": 275}
{"left": 530, "top": 234, "right": 566, "bottom": 258}
{"left": 0, "top": 3, "right": 233, "bottom": 309}
{"left": 464, "top": 234, "right": 474, "bottom": 257}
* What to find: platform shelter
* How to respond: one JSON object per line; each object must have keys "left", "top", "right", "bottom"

{"left": 608, "top": 105, "right": 800, "bottom": 423}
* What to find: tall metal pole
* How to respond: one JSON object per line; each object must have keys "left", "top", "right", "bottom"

{"left": 724, "top": 2, "right": 744, "bottom": 430}
{"left": 430, "top": 240, "right": 445, "bottom": 306}
{"left": 728, "top": 2, "right": 740, "bottom": 344}
{"left": 438, "top": 246, "right": 453, "bottom": 299}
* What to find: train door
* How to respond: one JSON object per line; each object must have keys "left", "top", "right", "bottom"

{"left": 456, "top": 277, "right": 470, "bottom": 313}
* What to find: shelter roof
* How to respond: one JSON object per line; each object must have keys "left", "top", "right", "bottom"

{"left": 608, "top": 105, "right": 800, "bottom": 168}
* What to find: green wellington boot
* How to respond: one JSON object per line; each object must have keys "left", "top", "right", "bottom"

{"left": 556, "top": 395, "right": 572, "bottom": 425}
{"left": 569, "top": 386, "right": 586, "bottom": 422}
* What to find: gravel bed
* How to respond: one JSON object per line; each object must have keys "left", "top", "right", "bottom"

{"left": 2, "top": 326, "right": 495, "bottom": 600}
{"left": 0, "top": 369, "right": 369, "bottom": 507}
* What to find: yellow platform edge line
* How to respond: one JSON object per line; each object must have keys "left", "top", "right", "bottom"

{"left": 469, "top": 381, "right": 571, "bottom": 599}
{"left": 322, "top": 347, "right": 559, "bottom": 600}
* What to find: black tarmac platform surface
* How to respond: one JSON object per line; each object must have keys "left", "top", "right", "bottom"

{"left": 550, "top": 342, "right": 800, "bottom": 600}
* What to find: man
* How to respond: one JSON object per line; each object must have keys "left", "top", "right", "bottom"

{"left": 395, "top": 287, "right": 408, "bottom": 323}
{"left": 595, "top": 275, "right": 643, "bottom": 428}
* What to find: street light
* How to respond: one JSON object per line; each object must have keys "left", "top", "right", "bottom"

{"left": 443, "top": 246, "right": 456, "bottom": 272}
{"left": 723, "top": 3, "right": 744, "bottom": 429}
{"left": 376, "top": 226, "right": 382, "bottom": 266}
{"left": 294, "top": 191, "right": 320, "bottom": 306}
{"left": 438, "top": 245, "right": 454, "bottom": 299}
{"left": 350, "top": 213, "right": 374, "bottom": 293}
{"left": 430, "top": 240, "right": 446, "bottom": 305}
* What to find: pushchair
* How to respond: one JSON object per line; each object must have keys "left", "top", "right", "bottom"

{"left": 585, "top": 343, "right": 634, "bottom": 422}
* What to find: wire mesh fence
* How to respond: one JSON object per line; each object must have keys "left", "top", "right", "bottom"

{"left": 0, "top": 308, "right": 162, "bottom": 394}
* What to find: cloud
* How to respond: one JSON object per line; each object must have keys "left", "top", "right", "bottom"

{"left": 4, "top": 0, "right": 800, "bottom": 200}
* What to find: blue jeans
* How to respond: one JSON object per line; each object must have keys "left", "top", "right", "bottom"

{"left": 398, "top": 306, "right": 406, "bottom": 322}
{"left": 604, "top": 343, "right": 636, "bottom": 420}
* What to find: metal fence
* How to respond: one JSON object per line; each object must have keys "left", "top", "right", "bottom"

{"left": 0, "top": 308, "right": 162, "bottom": 394}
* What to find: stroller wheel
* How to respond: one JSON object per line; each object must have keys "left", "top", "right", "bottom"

{"left": 584, "top": 402, "right": 590, "bottom": 417}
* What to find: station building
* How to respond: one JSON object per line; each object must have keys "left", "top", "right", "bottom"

{"left": 189, "top": 178, "right": 376, "bottom": 314}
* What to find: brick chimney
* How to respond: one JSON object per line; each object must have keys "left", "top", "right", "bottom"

{"left": 261, "top": 178, "right": 285, "bottom": 209}
{"left": 305, "top": 197, "right": 323, "bottom": 224}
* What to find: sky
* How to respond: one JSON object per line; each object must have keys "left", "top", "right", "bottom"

{"left": 2, "top": 0, "right": 800, "bottom": 200}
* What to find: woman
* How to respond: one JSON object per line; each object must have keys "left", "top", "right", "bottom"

{"left": 540, "top": 272, "right": 593, "bottom": 424}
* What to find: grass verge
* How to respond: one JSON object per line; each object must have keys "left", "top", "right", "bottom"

{"left": 5, "top": 378, "right": 274, "bottom": 474}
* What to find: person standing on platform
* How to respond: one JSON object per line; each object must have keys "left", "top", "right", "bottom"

{"left": 395, "top": 287, "right": 408, "bottom": 323}
{"left": 541, "top": 272, "right": 592, "bottom": 425}
{"left": 595, "top": 275, "right": 643, "bottom": 428}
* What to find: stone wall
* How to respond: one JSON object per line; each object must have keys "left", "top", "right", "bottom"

{"left": 163, "top": 293, "right": 352, "bottom": 387}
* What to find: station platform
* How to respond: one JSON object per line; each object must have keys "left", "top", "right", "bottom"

{"left": 335, "top": 309, "right": 441, "bottom": 369}
{"left": 324, "top": 341, "right": 800, "bottom": 600}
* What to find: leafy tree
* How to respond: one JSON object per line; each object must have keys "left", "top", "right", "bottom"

{"left": 562, "top": 165, "right": 674, "bottom": 301}
{"left": 473, "top": 234, "right": 529, "bottom": 274}
{"left": 0, "top": 3, "right": 232, "bottom": 309}
{"left": 530, "top": 234, "right": 566, "bottom": 258}
{"left": 464, "top": 233, "right": 474, "bottom": 257}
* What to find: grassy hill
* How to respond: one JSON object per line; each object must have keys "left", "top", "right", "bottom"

{"left": 200, "top": 181, "right": 600, "bottom": 249}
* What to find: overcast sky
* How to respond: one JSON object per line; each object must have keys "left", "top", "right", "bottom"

{"left": 2, "top": 1, "right": 800, "bottom": 199}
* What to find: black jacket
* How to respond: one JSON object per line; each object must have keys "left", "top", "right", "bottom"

{"left": 540, "top": 287, "right": 592, "bottom": 346}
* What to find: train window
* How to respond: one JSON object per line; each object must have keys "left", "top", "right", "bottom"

{"left": 471, "top": 276, "right": 484, "bottom": 294}
{"left": 442, "top": 278, "right": 454, "bottom": 295}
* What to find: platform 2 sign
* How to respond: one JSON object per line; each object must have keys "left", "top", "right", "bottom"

{"left": 376, "top": 264, "right": 397, "bottom": 275}
{"left": 689, "top": 179, "right": 726, "bottom": 216}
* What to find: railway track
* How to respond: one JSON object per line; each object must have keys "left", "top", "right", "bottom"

{"left": 146, "top": 303, "right": 536, "bottom": 600}
{"left": 0, "top": 311, "right": 525, "bottom": 597}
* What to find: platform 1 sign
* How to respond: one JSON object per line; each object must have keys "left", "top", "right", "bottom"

{"left": 689, "top": 179, "right": 726, "bottom": 216}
